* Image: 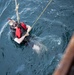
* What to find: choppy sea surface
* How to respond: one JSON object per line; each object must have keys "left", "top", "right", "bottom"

{"left": 0, "top": 0, "right": 74, "bottom": 75}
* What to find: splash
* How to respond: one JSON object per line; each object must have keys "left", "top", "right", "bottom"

{"left": 30, "top": 39, "right": 47, "bottom": 54}
{"left": 32, "top": 44, "right": 40, "bottom": 51}
{"left": 31, "top": 34, "right": 62, "bottom": 54}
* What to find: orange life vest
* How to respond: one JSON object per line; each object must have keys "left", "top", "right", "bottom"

{"left": 15, "top": 27, "right": 21, "bottom": 38}
{"left": 15, "top": 22, "right": 27, "bottom": 38}
{"left": 21, "top": 22, "right": 27, "bottom": 30}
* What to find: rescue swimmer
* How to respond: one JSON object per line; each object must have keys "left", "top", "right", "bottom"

{"left": 8, "top": 0, "right": 42, "bottom": 51}
{"left": 8, "top": 18, "right": 32, "bottom": 45}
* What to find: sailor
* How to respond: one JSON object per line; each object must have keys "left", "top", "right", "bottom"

{"left": 8, "top": 18, "right": 32, "bottom": 44}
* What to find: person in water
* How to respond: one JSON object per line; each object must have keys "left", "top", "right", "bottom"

{"left": 8, "top": 18, "right": 32, "bottom": 44}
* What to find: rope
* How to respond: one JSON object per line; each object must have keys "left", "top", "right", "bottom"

{"left": 15, "top": 0, "right": 20, "bottom": 24}
{"left": 31, "top": 0, "right": 53, "bottom": 28}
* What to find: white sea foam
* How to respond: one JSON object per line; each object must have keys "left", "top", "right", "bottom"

{"left": 0, "top": 0, "right": 11, "bottom": 17}
{"left": 32, "top": 43, "right": 47, "bottom": 54}
{"left": 30, "top": 39, "right": 47, "bottom": 54}
{"left": 15, "top": 64, "right": 25, "bottom": 73}
{"left": 0, "top": 22, "right": 8, "bottom": 37}
{"left": 32, "top": 44, "right": 40, "bottom": 51}
{"left": 33, "top": 35, "right": 62, "bottom": 45}
{"left": 31, "top": 35, "right": 62, "bottom": 54}
{"left": 7, "top": 31, "right": 11, "bottom": 40}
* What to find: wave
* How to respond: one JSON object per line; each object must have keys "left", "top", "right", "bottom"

{"left": 15, "top": 64, "right": 25, "bottom": 73}
{"left": 0, "top": 21, "right": 8, "bottom": 37}
{"left": 33, "top": 35, "right": 62, "bottom": 45}
{"left": 0, "top": 0, "right": 11, "bottom": 18}
{"left": 30, "top": 34, "right": 62, "bottom": 54}
{"left": 0, "top": 15, "right": 15, "bottom": 37}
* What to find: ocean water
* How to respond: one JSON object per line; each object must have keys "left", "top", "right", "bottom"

{"left": 0, "top": 0, "right": 74, "bottom": 75}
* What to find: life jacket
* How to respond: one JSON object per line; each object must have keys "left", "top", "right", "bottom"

{"left": 20, "top": 22, "right": 27, "bottom": 30}
{"left": 15, "top": 27, "right": 21, "bottom": 38}
{"left": 15, "top": 22, "right": 27, "bottom": 38}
